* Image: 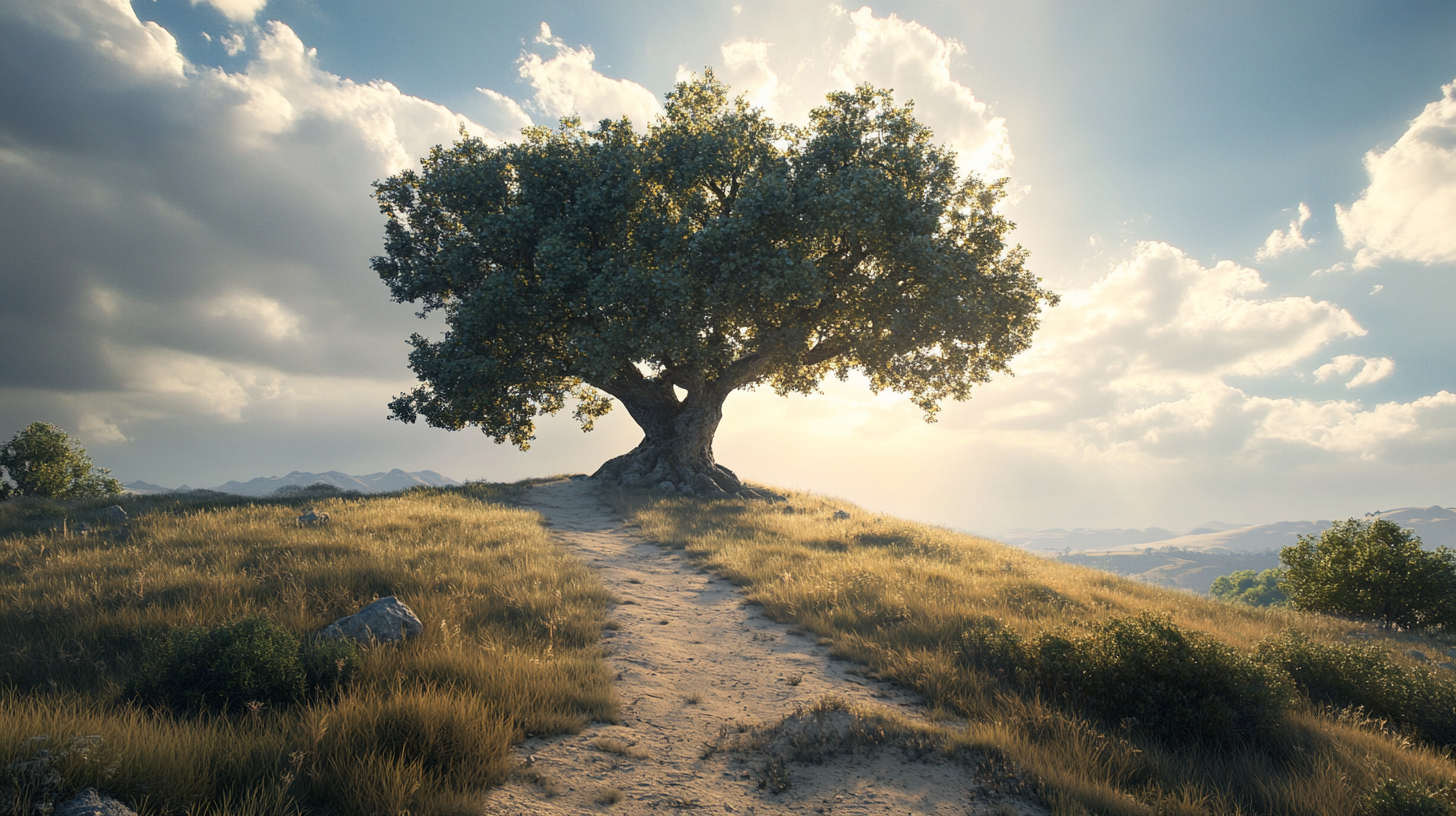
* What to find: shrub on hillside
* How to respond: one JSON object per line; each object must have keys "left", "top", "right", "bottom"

{"left": 134, "top": 616, "right": 306, "bottom": 712}
{"left": 957, "top": 613, "right": 1292, "bottom": 743}
{"left": 1256, "top": 630, "right": 1456, "bottom": 746}
{"left": 1210, "top": 567, "right": 1287, "bottom": 606}
{"left": 1281, "top": 518, "right": 1456, "bottom": 630}
{"left": 1363, "top": 779, "right": 1454, "bottom": 816}
{"left": 300, "top": 634, "right": 363, "bottom": 692}
{"left": 0, "top": 422, "right": 121, "bottom": 500}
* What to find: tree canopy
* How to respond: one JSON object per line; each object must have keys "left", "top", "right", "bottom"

{"left": 373, "top": 71, "right": 1057, "bottom": 495}
{"left": 0, "top": 422, "right": 122, "bottom": 500}
{"left": 1280, "top": 518, "right": 1456, "bottom": 630}
{"left": 1209, "top": 568, "right": 1287, "bottom": 607}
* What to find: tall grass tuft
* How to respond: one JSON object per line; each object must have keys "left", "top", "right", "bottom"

{"left": 605, "top": 486, "right": 1456, "bottom": 816}
{"left": 0, "top": 481, "right": 616, "bottom": 814}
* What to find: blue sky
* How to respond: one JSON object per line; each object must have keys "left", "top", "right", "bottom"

{"left": 2, "top": 0, "right": 1453, "bottom": 533}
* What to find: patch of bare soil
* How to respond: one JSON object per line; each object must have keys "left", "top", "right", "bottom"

{"left": 484, "top": 478, "right": 1045, "bottom": 815}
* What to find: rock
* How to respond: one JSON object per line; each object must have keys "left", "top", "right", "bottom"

{"left": 99, "top": 505, "right": 127, "bottom": 523}
{"left": 1447, "top": 647, "right": 1456, "bottom": 660}
{"left": 832, "top": 510, "right": 850, "bottom": 520}
{"left": 296, "top": 507, "right": 330, "bottom": 526}
{"left": 654, "top": 480, "right": 677, "bottom": 492}
{"left": 1440, "top": 662, "right": 1456, "bottom": 672}
{"left": 1405, "top": 649, "right": 1429, "bottom": 662}
{"left": 321, "top": 596, "right": 423, "bottom": 645}
{"left": 56, "top": 788, "right": 137, "bottom": 816}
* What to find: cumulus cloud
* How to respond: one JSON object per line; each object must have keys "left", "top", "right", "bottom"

{"left": 720, "top": 39, "right": 780, "bottom": 114}
{"left": 1314, "top": 355, "right": 1396, "bottom": 389}
{"left": 1337, "top": 79, "right": 1456, "bottom": 267}
{"left": 191, "top": 0, "right": 267, "bottom": 24}
{"left": 1255, "top": 202, "right": 1313, "bottom": 260}
{"left": 0, "top": 0, "right": 483, "bottom": 444}
{"left": 829, "top": 6, "right": 1012, "bottom": 178}
{"left": 515, "top": 22, "right": 661, "bottom": 128}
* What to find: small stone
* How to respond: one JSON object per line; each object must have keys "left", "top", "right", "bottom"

{"left": 654, "top": 480, "right": 677, "bottom": 491}
{"left": 1405, "top": 649, "right": 1429, "bottom": 662}
{"left": 832, "top": 510, "right": 850, "bottom": 520}
{"left": 1447, "top": 647, "right": 1456, "bottom": 659}
{"left": 55, "top": 788, "right": 137, "bottom": 816}
{"left": 296, "top": 507, "right": 330, "bottom": 526}
{"left": 1439, "top": 662, "right": 1456, "bottom": 672}
{"left": 320, "top": 596, "right": 424, "bottom": 645}
{"left": 99, "top": 505, "right": 128, "bottom": 523}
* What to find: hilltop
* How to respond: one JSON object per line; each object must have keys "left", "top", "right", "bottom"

{"left": 122, "top": 468, "right": 460, "bottom": 496}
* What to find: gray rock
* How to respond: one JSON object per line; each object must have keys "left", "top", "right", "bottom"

{"left": 1440, "top": 662, "right": 1456, "bottom": 672}
{"left": 654, "top": 480, "right": 677, "bottom": 492}
{"left": 321, "top": 596, "right": 423, "bottom": 645}
{"left": 832, "top": 510, "right": 851, "bottom": 520}
{"left": 1447, "top": 647, "right": 1456, "bottom": 660}
{"left": 56, "top": 788, "right": 137, "bottom": 816}
{"left": 1405, "top": 649, "right": 1429, "bottom": 662}
{"left": 98, "top": 505, "right": 127, "bottom": 523}
{"left": 296, "top": 507, "right": 330, "bottom": 526}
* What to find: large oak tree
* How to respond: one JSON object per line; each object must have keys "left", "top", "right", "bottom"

{"left": 373, "top": 72, "right": 1057, "bottom": 497}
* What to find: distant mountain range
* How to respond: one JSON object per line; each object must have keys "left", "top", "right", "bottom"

{"left": 123, "top": 469, "right": 461, "bottom": 496}
{"left": 1000, "top": 506, "right": 1456, "bottom": 554}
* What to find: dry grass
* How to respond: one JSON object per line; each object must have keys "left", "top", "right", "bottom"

{"left": 606, "top": 486, "right": 1456, "bottom": 816}
{"left": 0, "top": 482, "right": 616, "bottom": 815}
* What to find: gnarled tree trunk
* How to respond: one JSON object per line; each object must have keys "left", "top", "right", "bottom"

{"left": 590, "top": 373, "right": 759, "bottom": 498}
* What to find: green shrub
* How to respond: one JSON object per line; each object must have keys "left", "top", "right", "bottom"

{"left": 135, "top": 616, "right": 306, "bottom": 712}
{"left": 300, "top": 635, "right": 364, "bottom": 693}
{"left": 1210, "top": 567, "right": 1287, "bottom": 606}
{"left": 0, "top": 422, "right": 121, "bottom": 500}
{"left": 1281, "top": 518, "right": 1456, "bottom": 630}
{"left": 1364, "top": 779, "right": 1453, "bottom": 816}
{"left": 1256, "top": 630, "right": 1456, "bottom": 746}
{"left": 1032, "top": 613, "right": 1292, "bottom": 744}
{"left": 959, "top": 613, "right": 1292, "bottom": 744}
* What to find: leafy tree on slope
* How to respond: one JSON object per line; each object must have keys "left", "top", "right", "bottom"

{"left": 0, "top": 422, "right": 122, "bottom": 500}
{"left": 1209, "top": 568, "right": 1287, "bottom": 607}
{"left": 1280, "top": 519, "right": 1456, "bottom": 630}
{"left": 372, "top": 71, "right": 1057, "bottom": 496}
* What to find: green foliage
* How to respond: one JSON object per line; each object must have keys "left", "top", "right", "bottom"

{"left": 1256, "top": 630, "right": 1456, "bottom": 746}
{"left": 1209, "top": 567, "right": 1287, "bottom": 606}
{"left": 300, "top": 635, "right": 364, "bottom": 693}
{"left": 372, "top": 71, "right": 1056, "bottom": 448}
{"left": 958, "top": 613, "right": 1292, "bottom": 744}
{"left": 1280, "top": 518, "right": 1456, "bottom": 629}
{"left": 0, "top": 422, "right": 121, "bottom": 500}
{"left": 1363, "top": 779, "right": 1453, "bottom": 816}
{"left": 135, "top": 616, "right": 306, "bottom": 713}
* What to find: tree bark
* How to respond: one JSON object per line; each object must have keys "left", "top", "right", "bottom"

{"left": 590, "top": 376, "right": 757, "bottom": 498}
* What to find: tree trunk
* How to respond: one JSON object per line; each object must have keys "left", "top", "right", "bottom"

{"left": 590, "top": 382, "right": 757, "bottom": 498}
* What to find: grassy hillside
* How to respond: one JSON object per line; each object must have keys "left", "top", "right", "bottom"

{"left": 0, "top": 483, "right": 615, "bottom": 815}
{"left": 607, "top": 486, "right": 1456, "bottom": 816}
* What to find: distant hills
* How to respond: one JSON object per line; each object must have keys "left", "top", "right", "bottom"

{"left": 1000, "top": 506, "right": 1456, "bottom": 554}
{"left": 998, "top": 505, "right": 1456, "bottom": 595}
{"left": 123, "top": 469, "right": 460, "bottom": 496}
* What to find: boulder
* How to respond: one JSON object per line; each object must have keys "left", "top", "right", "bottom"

{"left": 832, "top": 510, "right": 851, "bottom": 520}
{"left": 296, "top": 508, "right": 330, "bottom": 526}
{"left": 321, "top": 596, "right": 423, "bottom": 645}
{"left": 56, "top": 788, "right": 137, "bottom": 816}
{"left": 99, "top": 505, "right": 127, "bottom": 524}
{"left": 1405, "top": 649, "right": 1429, "bottom": 663}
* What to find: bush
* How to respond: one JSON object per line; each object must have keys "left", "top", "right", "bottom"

{"left": 1256, "top": 630, "right": 1456, "bottom": 746}
{"left": 300, "top": 635, "right": 364, "bottom": 693}
{"left": 1210, "top": 567, "right": 1287, "bottom": 606}
{"left": 0, "top": 422, "right": 121, "bottom": 500}
{"left": 136, "top": 616, "right": 306, "bottom": 712}
{"left": 1364, "top": 779, "right": 1453, "bottom": 816}
{"left": 957, "top": 613, "right": 1292, "bottom": 744}
{"left": 1281, "top": 518, "right": 1456, "bottom": 630}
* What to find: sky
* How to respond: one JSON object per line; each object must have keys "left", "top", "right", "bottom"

{"left": 1, "top": 0, "right": 1454, "bottom": 534}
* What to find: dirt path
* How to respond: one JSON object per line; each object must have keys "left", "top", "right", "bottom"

{"left": 483, "top": 478, "right": 1037, "bottom": 816}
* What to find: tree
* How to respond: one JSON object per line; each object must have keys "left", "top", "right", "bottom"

{"left": 1280, "top": 519, "right": 1456, "bottom": 630}
{"left": 1209, "top": 568, "right": 1287, "bottom": 607}
{"left": 0, "top": 422, "right": 122, "bottom": 500}
{"left": 372, "top": 71, "right": 1057, "bottom": 496}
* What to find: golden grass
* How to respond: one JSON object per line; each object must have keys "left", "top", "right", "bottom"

{"left": 605, "top": 486, "right": 1456, "bottom": 816}
{"left": 0, "top": 483, "right": 616, "bottom": 815}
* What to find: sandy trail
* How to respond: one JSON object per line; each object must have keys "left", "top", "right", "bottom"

{"left": 483, "top": 478, "right": 1036, "bottom": 815}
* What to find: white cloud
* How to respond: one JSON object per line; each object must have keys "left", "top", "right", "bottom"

{"left": 1313, "top": 354, "right": 1395, "bottom": 388}
{"left": 475, "top": 87, "right": 534, "bottom": 138}
{"left": 829, "top": 6, "right": 1012, "bottom": 178}
{"left": 720, "top": 39, "right": 780, "bottom": 114}
{"left": 191, "top": 0, "right": 267, "bottom": 24}
{"left": 1252, "top": 391, "right": 1456, "bottom": 454}
{"left": 1336, "top": 79, "right": 1456, "bottom": 267}
{"left": 1255, "top": 202, "right": 1312, "bottom": 260}
{"left": 515, "top": 22, "right": 662, "bottom": 128}
{"left": 221, "top": 30, "right": 245, "bottom": 56}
